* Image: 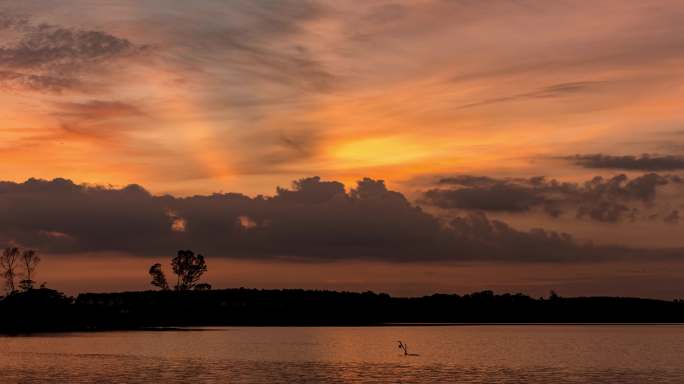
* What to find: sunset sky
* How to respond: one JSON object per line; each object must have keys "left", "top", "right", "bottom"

{"left": 2, "top": 1, "right": 684, "bottom": 298}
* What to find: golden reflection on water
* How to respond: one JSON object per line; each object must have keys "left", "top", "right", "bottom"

{"left": 1, "top": 326, "right": 684, "bottom": 383}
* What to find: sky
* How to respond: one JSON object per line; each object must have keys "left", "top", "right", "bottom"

{"left": 2, "top": 0, "right": 684, "bottom": 298}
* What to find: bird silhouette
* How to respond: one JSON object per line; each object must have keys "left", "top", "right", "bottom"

{"left": 397, "top": 340, "right": 419, "bottom": 356}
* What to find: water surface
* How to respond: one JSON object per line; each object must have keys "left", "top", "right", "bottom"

{"left": 2, "top": 325, "right": 683, "bottom": 383}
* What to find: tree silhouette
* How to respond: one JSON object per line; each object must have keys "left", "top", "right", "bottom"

{"left": 148, "top": 263, "right": 169, "bottom": 290}
{"left": 148, "top": 250, "right": 208, "bottom": 291}
{"left": 0, "top": 247, "right": 20, "bottom": 294}
{"left": 19, "top": 249, "right": 40, "bottom": 291}
{"left": 171, "top": 250, "right": 207, "bottom": 291}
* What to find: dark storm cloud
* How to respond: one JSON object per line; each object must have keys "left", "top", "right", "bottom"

{"left": 0, "top": 12, "right": 146, "bottom": 92}
{"left": 425, "top": 182, "right": 544, "bottom": 212}
{"left": 0, "top": 176, "right": 660, "bottom": 262}
{"left": 424, "top": 173, "right": 681, "bottom": 223}
{"left": 567, "top": 154, "right": 684, "bottom": 171}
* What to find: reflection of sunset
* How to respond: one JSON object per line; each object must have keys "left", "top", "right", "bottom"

{"left": 2, "top": 1, "right": 684, "bottom": 297}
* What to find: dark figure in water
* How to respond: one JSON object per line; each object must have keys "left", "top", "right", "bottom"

{"left": 397, "top": 341, "right": 419, "bottom": 356}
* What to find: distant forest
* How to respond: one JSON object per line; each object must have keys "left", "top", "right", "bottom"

{"left": 2, "top": 287, "right": 684, "bottom": 333}
{"left": 1, "top": 248, "right": 684, "bottom": 332}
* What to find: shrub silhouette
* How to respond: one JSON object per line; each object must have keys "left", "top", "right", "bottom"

{"left": 194, "top": 283, "right": 212, "bottom": 291}
{"left": 149, "top": 263, "right": 169, "bottom": 290}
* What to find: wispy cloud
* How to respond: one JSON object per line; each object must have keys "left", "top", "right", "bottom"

{"left": 0, "top": 12, "right": 147, "bottom": 93}
{"left": 1, "top": 0, "right": 684, "bottom": 198}
{"left": 453, "top": 81, "right": 605, "bottom": 110}
{"left": 567, "top": 154, "right": 684, "bottom": 171}
{"left": 53, "top": 100, "right": 143, "bottom": 120}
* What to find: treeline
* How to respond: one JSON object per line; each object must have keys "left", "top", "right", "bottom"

{"left": 2, "top": 288, "right": 684, "bottom": 332}
{"left": 71, "top": 289, "right": 684, "bottom": 326}
{"left": 2, "top": 248, "right": 684, "bottom": 332}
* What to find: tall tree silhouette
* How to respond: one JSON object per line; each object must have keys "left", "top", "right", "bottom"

{"left": 0, "top": 247, "right": 20, "bottom": 294}
{"left": 19, "top": 249, "right": 40, "bottom": 291}
{"left": 171, "top": 250, "right": 207, "bottom": 291}
{"left": 148, "top": 263, "right": 169, "bottom": 290}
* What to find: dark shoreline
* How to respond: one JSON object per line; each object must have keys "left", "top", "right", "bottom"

{"left": 2, "top": 288, "right": 684, "bottom": 333}
{"left": 4, "top": 323, "right": 684, "bottom": 337}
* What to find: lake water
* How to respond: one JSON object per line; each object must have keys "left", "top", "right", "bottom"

{"left": 1, "top": 325, "right": 683, "bottom": 383}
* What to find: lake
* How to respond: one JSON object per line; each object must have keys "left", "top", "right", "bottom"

{"left": 1, "top": 325, "right": 683, "bottom": 383}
